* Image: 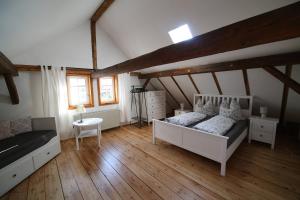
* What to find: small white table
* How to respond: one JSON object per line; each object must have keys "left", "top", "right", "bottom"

{"left": 174, "top": 109, "right": 192, "bottom": 116}
{"left": 72, "top": 118, "right": 103, "bottom": 150}
{"left": 248, "top": 116, "right": 278, "bottom": 149}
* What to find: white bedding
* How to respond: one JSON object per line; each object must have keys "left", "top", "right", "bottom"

{"left": 193, "top": 115, "right": 236, "bottom": 135}
{"left": 166, "top": 112, "right": 207, "bottom": 126}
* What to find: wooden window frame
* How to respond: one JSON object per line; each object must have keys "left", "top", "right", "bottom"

{"left": 66, "top": 71, "right": 94, "bottom": 110}
{"left": 97, "top": 75, "right": 119, "bottom": 106}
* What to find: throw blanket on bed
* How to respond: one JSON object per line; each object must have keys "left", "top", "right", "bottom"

{"left": 166, "top": 112, "right": 207, "bottom": 126}
{"left": 193, "top": 115, "right": 236, "bottom": 135}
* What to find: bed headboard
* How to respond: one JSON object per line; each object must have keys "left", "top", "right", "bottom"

{"left": 194, "top": 94, "right": 253, "bottom": 118}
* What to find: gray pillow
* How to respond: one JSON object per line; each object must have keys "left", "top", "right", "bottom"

{"left": 0, "top": 120, "right": 13, "bottom": 140}
{"left": 11, "top": 117, "right": 32, "bottom": 135}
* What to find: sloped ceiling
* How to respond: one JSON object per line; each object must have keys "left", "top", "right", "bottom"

{"left": 0, "top": 0, "right": 103, "bottom": 58}
{"left": 98, "top": 0, "right": 300, "bottom": 73}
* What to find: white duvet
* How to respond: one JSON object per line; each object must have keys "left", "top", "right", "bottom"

{"left": 166, "top": 112, "right": 207, "bottom": 126}
{"left": 193, "top": 115, "right": 236, "bottom": 136}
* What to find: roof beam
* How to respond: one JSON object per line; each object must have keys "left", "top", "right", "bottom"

{"left": 4, "top": 74, "right": 19, "bottom": 104}
{"left": 91, "top": 0, "right": 114, "bottom": 22}
{"left": 279, "top": 65, "right": 292, "bottom": 124}
{"left": 171, "top": 76, "right": 193, "bottom": 107}
{"left": 92, "top": 2, "right": 300, "bottom": 78}
{"left": 211, "top": 72, "right": 222, "bottom": 95}
{"left": 188, "top": 74, "right": 200, "bottom": 94}
{"left": 264, "top": 66, "right": 300, "bottom": 94}
{"left": 242, "top": 69, "right": 250, "bottom": 95}
{"left": 90, "top": 21, "right": 97, "bottom": 69}
{"left": 157, "top": 78, "right": 180, "bottom": 106}
{"left": 0, "top": 51, "right": 18, "bottom": 75}
{"left": 138, "top": 51, "right": 300, "bottom": 79}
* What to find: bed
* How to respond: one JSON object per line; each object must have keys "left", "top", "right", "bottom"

{"left": 152, "top": 94, "right": 253, "bottom": 176}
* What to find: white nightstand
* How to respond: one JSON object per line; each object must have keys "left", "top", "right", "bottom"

{"left": 248, "top": 116, "right": 279, "bottom": 149}
{"left": 174, "top": 109, "right": 192, "bottom": 116}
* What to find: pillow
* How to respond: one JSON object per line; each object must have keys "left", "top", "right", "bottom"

{"left": 199, "top": 100, "right": 216, "bottom": 116}
{"left": 0, "top": 120, "right": 13, "bottom": 140}
{"left": 10, "top": 117, "right": 32, "bottom": 135}
{"left": 219, "top": 99, "right": 242, "bottom": 121}
{"left": 194, "top": 99, "right": 203, "bottom": 112}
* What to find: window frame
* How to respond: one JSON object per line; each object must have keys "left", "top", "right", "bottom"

{"left": 97, "top": 75, "right": 119, "bottom": 106}
{"left": 66, "top": 71, "right": 94, "bottom": 110}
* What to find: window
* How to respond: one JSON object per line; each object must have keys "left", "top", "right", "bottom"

{"left": 67, "top": 73, "right": 94, "bottom": 109}
{"left": 98, "top": 75, "right": 118, "bottom": 105}
{"left": 168, "top": 24, "right": 193, "bottom": 44}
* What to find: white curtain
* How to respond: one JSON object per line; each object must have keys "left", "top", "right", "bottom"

{"left": 41, "top": 66, "right": 73, "bottom": 139}
{"left": 118, "top": 73, "right": 131, "bottom": 123}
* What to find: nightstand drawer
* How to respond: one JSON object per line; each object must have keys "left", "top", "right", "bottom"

{"left": 253, "top": 121, "right": 274, "bottom": 133}
{"left": 252, "top": 131, "right": 272, "bottom": 143}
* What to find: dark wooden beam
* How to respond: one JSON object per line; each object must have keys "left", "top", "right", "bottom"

{"left": 129, "top": 72, "right": 141, "bottom": 76}
{"left": 211, "top": 72, "right": 222, "bottom": 95}
{"left": 4, "top": 74, "right": 19, "bottom": 104}
{"left": 171, "top": 76, "right": 193, "bottom": 107}
{"left": 242, "top": 69, "right": 250, "bottom": 95}
{"left": 279, "top": 65, "right": 292, "bottom": 124}
{"left": 138, "top": 52, "right": 300, "bottom": 79}
{"left": 92, "top": 2, "right": 300, "bottom": 77}
{"left": 188, "top": 74, "right": 200, "bottom": 94}
{"left": 264, "top": 66, "right": 300, "bottom": 94}
{"left": 157, "top": 78, "right": 180, "bottom": 106}
{"left": 90, "top": 21, "right": 97, "bottom": 69}
{"left": 143, "top": 79, "right": 151, "bottom": 88}
{"left": 15, "top": 64, "right": 93, "bottom": 74}
{"left": 0, "top": 51, "right": 18, "bottom": 75}
{"left": 91, "top": 0, "right": 114, "bottom": 22}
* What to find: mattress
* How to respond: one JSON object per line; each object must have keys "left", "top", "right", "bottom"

{"left": 0, "top": 130, "right": 57, "bottom": 169}
{"left": 224, "top": 119, "right": 248, "bottom": 147}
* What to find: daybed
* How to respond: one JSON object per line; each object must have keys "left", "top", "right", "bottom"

{"left": 0, "top": 117, "right": 61, "bottom": 196}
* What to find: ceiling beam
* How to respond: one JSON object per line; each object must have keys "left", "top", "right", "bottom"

{"left": 211, "top": 72, "right": 222, "bottom": 95}
{"left": 279, "top": 65, "right": 292, "bottom": 124}
{"left": 138, "top": 51, "right": 300, "bottom": 79}
{"left": 4, "top": 74, "right": 19, "bottom": 104}
{"left": 157, "top": 78, "right": 180, "bottom": 106}
{"left": 242, "top": 69, "right": 250, "bottom": 95}
{"left": 90, "top": 21, "right": 97, "bottom": 69}
{"left": 91, "top": 0, "right": 114, "bottom": 22}
{"left": 0, "top": 51, "right": 18, "bottom": 75}
{"left": 264, "top": 66, "right": 300, "bottom": 94}
{"left": 92, "top": 2, "right": 300, "bottom": 78}
{"left": 142, "top": 78, "right": 151, "bottom": 88}
{"left": 171, "top": 76, "right": 193, "bottom": 107}
{"left": 188, "top": 74, "right": 200, "bottom": 94}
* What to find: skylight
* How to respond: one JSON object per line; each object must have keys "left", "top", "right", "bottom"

{"left": 168, "top": 24, "right": 193, "bottom": 44}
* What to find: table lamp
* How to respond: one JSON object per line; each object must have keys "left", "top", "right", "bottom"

{"left": 260, "top": 106, "right": 268, "bottom": 118}
{"left": 76, "top": 104, "right": 86, "bottom": 123}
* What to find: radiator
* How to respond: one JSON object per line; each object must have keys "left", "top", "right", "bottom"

{"left": 74, "top": 109, "right": 121, "bottom": 130}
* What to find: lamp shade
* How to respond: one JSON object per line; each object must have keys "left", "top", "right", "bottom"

{"left": 76, "top": 104, "right": 86, "bottom": 113}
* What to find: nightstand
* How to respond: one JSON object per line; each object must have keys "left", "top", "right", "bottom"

{"left": 174, "top": 109, "right": 192, "bottom": 116}
{"left": 248, "top": 116, "right": 279, "bottom": 149}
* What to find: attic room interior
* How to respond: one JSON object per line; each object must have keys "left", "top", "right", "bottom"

{"left": 0, "top": 0, "right": 300, "bottom": 199}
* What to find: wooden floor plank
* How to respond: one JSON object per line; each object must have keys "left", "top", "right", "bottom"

{"left": 44, "top": 159, "right": 64, "bottom": 200}
{"left": 1, "top": 125, "right": 300, "bottom": 200}
{"left": 76, "top": 148, "right": 142, "bottom": 200}
{"left": 103, "top": 132, "right": 224, "bottom": 200}
{"left": 27, "top": 166, "right": 46, "bottom": 200}
{"left": 68, "top": 151, "right": 103, "bottom": 200}
{"left": 56, "top": 153, "right": 83, "bottom": 200}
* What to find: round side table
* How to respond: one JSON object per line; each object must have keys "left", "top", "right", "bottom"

{"left": 72, "top": 118, "right": 103, "bottom": 150}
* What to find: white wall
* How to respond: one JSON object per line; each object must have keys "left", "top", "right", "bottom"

{"left": 0, "top": 21, "right": 141, "bottom": 120}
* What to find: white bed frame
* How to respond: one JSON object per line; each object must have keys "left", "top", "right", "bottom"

{"left": 152, "top": 94, "right": 253, "bottom": 176}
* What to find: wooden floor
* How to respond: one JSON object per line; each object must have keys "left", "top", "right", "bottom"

{"left": 1, "top": 125, "right": 300, "bottom": 200}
